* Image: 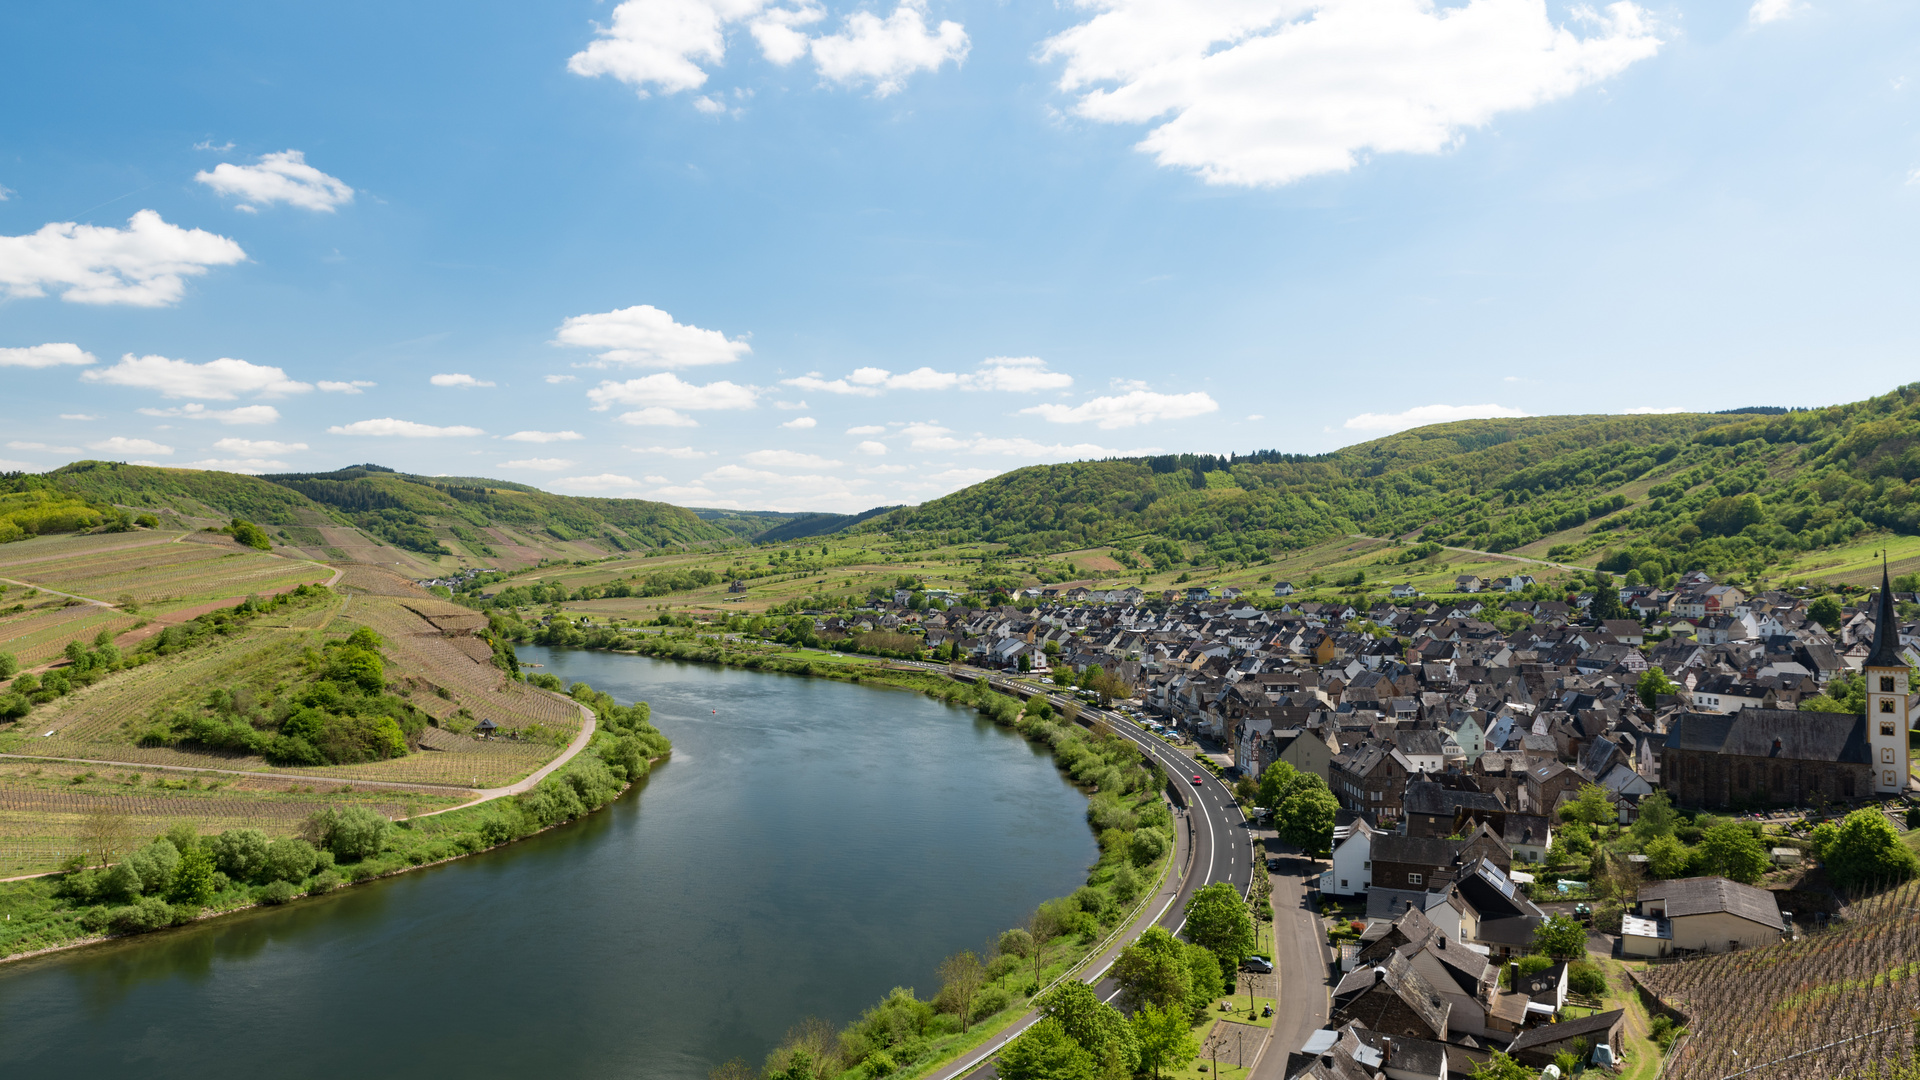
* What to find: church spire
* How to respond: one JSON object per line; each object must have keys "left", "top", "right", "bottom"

{"left": 1867, "top": 554, "right": 1904, "bottom": 669}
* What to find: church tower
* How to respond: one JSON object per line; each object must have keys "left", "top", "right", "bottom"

{"left": 1865, "top": 559, "right": 1911, "bottom": 796}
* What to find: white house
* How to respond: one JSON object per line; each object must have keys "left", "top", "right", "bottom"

{"left": 1322, "top": 818, "right": 1379, "bottom": 897}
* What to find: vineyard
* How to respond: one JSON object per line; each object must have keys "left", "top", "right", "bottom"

{"left": 0, "top": 534, "right": 331, "bottom": 613}
{"left": 1640, "top": 880, "right": 1920, "bottom": 1079}
{"left": 0, "top": 602, "right": 140, "bottom": 667}
{"left": 0, "top": 762, "right": 463, "bottom": 876}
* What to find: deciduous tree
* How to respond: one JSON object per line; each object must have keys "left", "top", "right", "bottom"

{"left": 1183, "top": 881, "right": 1254, "bottom": 973}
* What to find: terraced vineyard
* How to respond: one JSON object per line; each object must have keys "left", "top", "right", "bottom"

{"left": 0, "top": 602, "right": 139, "bottom": 668}
{"left": 1641, "top": 881, "right": 1920, "bottom": 1080}
{"left": 2, "top": 533, "right": 330, "bottom": 612}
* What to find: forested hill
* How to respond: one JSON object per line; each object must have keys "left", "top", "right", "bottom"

{"left": 871, "top": 386, "right": 1920, "bottom": 578}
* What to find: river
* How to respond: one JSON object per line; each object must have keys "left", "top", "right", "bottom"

{"left": 0, "top": 648, "right": 1098, "bottom": 1077}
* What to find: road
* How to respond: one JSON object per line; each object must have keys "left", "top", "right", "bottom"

{"left": 902, "top": 664, "right": 1256, "bottom": 1079}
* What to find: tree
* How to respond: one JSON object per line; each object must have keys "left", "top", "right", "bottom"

{"left": 211, "top": 828, "right": 272, "bottom": 882}
{"left": 1469, "top": 1051, "right": 1533, "bottom": 1080}
{"left": 1802, "top": 671, "right": 1867, "bottom": 715}
{"left": 1532, "top": 914, "right": 1588, "bottom": 960}
{"left": 1643, "top": 833, "right": 1691, "bottom": 879}
{"left": 78, "top": 806, "right": 136, "bottom": 869}
{"left": 1636, "top": 667, "right": 1677, "bottom": 709}
{"left": 1560, "top": 784, "right": 1615, "bottom": 827}
{"left": 1631, "top": 791, "right": 1677, "bottom": 842}
{"left": 1808, "top": 594, "right": 1843, "bottom": 633}
{"left": 938, "top": 951, "right": 987, "bottom": 1033}
{"left": 1031, "top": 982, "right": 1139, "bottom": 1074}
{"left": 998, "top": 1018, "right": 1099, "bottom": 1080}
{"left": 1111, "top": 927, "right": 1192, "bottom": 1013}
{"left": 0, "top": 652, "right": 15, "bottom": 679}
{"left": 707, "top": 1060, "right": 755, "bottom": 1080}
{"left": 1590, "top": 573, "right": 1627, "bottom": 622}
{"left": 1130, "top": 1001, "right": 1199, "bottom": 1080}
{"left": 1023, "top": 904, "right": 1065, "bottom": 990}
{"left": 1823, "top": 807, "right": 1920, "bottom": 891}
{"left": 1182, "top": 942, "right": 1225, "bottom": 1020}
{"left": 167, "top": 847, "right": 216, "bottom": 906}
{"left": 303, "top": 805, "right": 391, "bottom": 861}
{"left": 1276, "top": 781, "right": 1339, "bottom": 856}
{"left": 1183, "top": 881, "right": 1255, "bottom": 973}
{"left": 1698, "top": 820, "right": 1770, "bottom": 885}
{"left": 1254, "top": 760, "right": 1300, "bottom": 809}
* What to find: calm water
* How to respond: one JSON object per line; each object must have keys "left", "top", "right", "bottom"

{"left": 0, "top": 648, "right": 1097, "bottom": 1077}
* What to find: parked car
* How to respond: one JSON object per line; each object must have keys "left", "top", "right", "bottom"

{"left": 1243, "top": 956, "right": 1273, "bottom": 973}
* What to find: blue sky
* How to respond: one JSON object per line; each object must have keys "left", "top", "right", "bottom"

{"left": 3, "top": 0, "right": 1918, "bottom": 512}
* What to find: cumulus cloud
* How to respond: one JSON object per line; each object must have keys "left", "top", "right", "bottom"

{"left": 194, "top": 150, "right": 354, "bottom": 212}
{"left": 505, "top": 430, "right": 585, "bottom": 443}
{"left": 552, "top": 473, "right": 644, "bottom": 492}
{"left": 1022, "top": 389, "right": 1218, "bottom": 429}
{"left": 545, "top": 374, "right": 579, "bottom": 384}
{"left": 181, "top": 457, "right": 288, "bottom": 473}
{"left": 212, "top": 438, "right": 307, "bottom": 455}
{"left": 588, "top": 372, "right": 759, "bottom": 413}
{"left": 628, "top": 445, "right": 710, "bottom": 458}
{"left": 847, "top": 424, "right": 887, "bottom": 435}
{"left": 0, "top": 210, "right": 246, "bottom": 306}
{"left": 857, "top": 440, "right": 889, "bottom": 455}
{"left": 780, "top": 416, "right": 817, "bottom": 429}
{"left": 783, "top": 356, "right": 1070, "bottom": 397}
{"left": 618, "top": 407, "right": 701, "bottom": 427}
{"left": 569, "top": 0, "right": 964, "bottom": 99}
{"left": 60, "top": 414, "right": 97, "bottom": 421}
{"left": 500, "top": 458, "right": 575, "bottom": 470}
{"left": 82, "top": 354, "right": 312, "bottom": 399}
{"left": 743, "top": 449, "right": 842, "bottom": 468}
{"left": 0, "top": 343, "right": 95, "bottom": 368}
{"left": 328, "top": 418, "right": 485, "bottom": 437}
{"left": 924, "top": 467, "right": 1002, "bottom": 486}
{"left": 137, "top": 404, "right": 282, "bottom": 425}
{"left": 431, "top": 373, "right": 496, "bottom": 388}
{"left": 1342, "top": 402, "right": 1529, "bottom": 433}
{"left": 8, "top": 441, "right": 79, "bottom": 453}
{"left": 318, "top": 379, "right": 375, "bottom": 393}
{"left": 810, "top": 1, "right": 970, "bottom": 95}
{"left": 1044, "top": 0, "right": 1661, "bottom": 187}
{"left": 555, "top": 304, "right": 751, "bottom": 368}
{"left": 88, "top": 436, "right": 173, "bottom": 456}
{"left": 1621, "top": 405, "right": 1686, "bottom": 414}
{"left": 1748, "top": 0, "right": 1798, "bottom": 24}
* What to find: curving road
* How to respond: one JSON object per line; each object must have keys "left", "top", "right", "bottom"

{"left": 901, "top": 664, "right": 1257, "bottom": 1079}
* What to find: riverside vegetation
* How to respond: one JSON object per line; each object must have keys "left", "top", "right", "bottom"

{"left": 0, "top": 679, "right": 668, "bottom": 958}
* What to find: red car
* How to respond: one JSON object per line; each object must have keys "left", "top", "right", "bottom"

{"left": 1189, "top": 774, "right": 1204, "bottom": 785}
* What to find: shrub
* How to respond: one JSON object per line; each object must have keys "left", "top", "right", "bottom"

{"left": 1568, "top": 960, "right": 1608, "bottom": 998}
{"left": 167, "top": 848, "right": 217, "bottom": 905}
{"left": 308, "top": 869, "right": 343, "bottom": 895}
{"left": 211, "top": 828, "right": 272, "bottom": 882}
{"left": 303, "top": 805, "right": 392, "bottom": 861}
{"left": 108, "top": 895, "right": 176, "bottom": 934}
{"left": 125, "top": 840, "right": 181, "bottom": 896}
{"left": 1112, "top": 863, "right": 1140, "bottom": 903}
{"left": 256, "top": 880, "right": 297, "bottom": 905}
{"left": 264, "top": 838, "right": 321, "bottom": 883}
{"left": 102, "top": 862, "right": 144, "bottom": 903}
{"left": 1128, "top": 828, "right": 1168, "bottom": 867}
{"left": 971, "top": 986, "right": 1010, "bottom": 1024}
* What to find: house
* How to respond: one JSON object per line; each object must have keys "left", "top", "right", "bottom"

{"left": 1513, "top": 960, "right": 1568, "bottom": 1017}
{"left": 1455, "top": 575, "right": 1483, "bottom": 594}
{"left": 1622, "top": 876, "right": 1786, "bottom": 957}
{"left": 1390, "top": 584, "right": 1421, "bottom": 599}
{"left": 1329, "top": 949, "right": 1451, "bottom": 1042}
{"left": 1369, "top": 834, "right": 1462, "bottom": 892}
{"left": 1323, "top": 818, "right": 1379, "bottom": 897}
{"left": 1504, "top": 1009, "right": 1627, "bottom": 1068}
{"left": 1273, "top": 581, "right": 1296, "bottom": 596}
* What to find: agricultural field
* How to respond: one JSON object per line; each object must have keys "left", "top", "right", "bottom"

{"left": 1640, "top": 880, "right": 1920, "bottom": 1080}
{"left": 0, "top": 530, "right": 333, "bottom": 615}
{"left": 0, "top": 760, "right": 463, "bottom": 877}
{"left": 0, "top": 600, "right": 141, "bottom": 670}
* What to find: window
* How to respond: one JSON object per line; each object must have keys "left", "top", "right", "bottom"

{"left": 1340, "top": 879, "right": 1349, "bottom": 888}
{"left": 1408, "top": 873, "right": 1424, "bottom": 885}
{"left": 1886, "top": 770, "right": 1897, "bottom": 787}
{"left": 1882, "top": 699, "right": 1897, "bottom": 714}
{"left": 1363, "top": 861, "right": 1370, "bottom": 869}
{"left": 1883, "top": 676, "right": 1896, "bottom": 693}
{"left": 1885, "top": 721, "right": 1898, "bottom": 737}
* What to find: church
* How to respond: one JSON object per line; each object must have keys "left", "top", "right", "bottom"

{"left": 1661, "top": 565, "right": 1912, "bottom": 809}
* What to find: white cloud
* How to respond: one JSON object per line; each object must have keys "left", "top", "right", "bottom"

{"left": 180, "top": 457, "right": 287, "bottom": 474}
{"left": 964, "top": 437, "right": 1158, "bottom": 458}
{"left": 555, "top": 304, "right": 751, "bottom": 369}
{"left": 704, "top": 464, "right": 782, "bottom": 484}
{"left": 1620, "top": 405, "right": 1686, "bottom": 414}
{"left": 0, "top": 458, "right": 38, "bottom": 471}
{"left": 328, "top": 418, "right": 486, "bottom": 437}
{"left": 194, "top": 150, "right": 354, "bottom": 212}
{"left": 431, "top": 373, "right": 497, "bottom": 388}
{"left": 553, "top": 473, "right": 645, "bottom": 492}
{"left": 901, "top": 421, "right": 964, "bottom": 450}
{"left": 1748, "top": 0, "right": 1798, "bottom": 25}
{"left": 1022, "top": 389, "right": 1219, "bottom": 429}
{"left": 847, "top": 424, "right": 887, "bottom": 435}
{"left": 0, "top": 343, "right": 95, "bottom": 368}
{"left": 545, "top": 374, "right": 579, "bottom": 384}
{"left": 88, "top": 436, "right": 173, "bottom": 456}
{"left": 692, "top": 94, "right": 729, "bottom": 113}
{"left": 569, "top": 0, "right": 962, "bottom": 100}
{"left": 810, "top": 1, "right": 970, "bottom": 96}
{"left": 1342, "top": 402, "right": 1529, "bottom": 433}
{"left": 82, "top": 354, "right": 312, "bottom": 399}
{"left": 500, "top": 458, "right": 576, "bottom": 470}
{"left": 0, "top": 210, "right": 246, "bottom": 306}
{"left": 650, "top": 484, "right": 721, "bottom": 501}
{"left": 0, "top": 183, "right": 11, "bottom": 201}
{"left": 1044, "top": 0, "right": 1661, "bottom": 187}
{"left": 192, "top": 140, "right": 235, "bottom": 152}
{"left": 643, "top": 475, "right": 672, "bottom": 484}
{"left": 138, "top": 404, "right": 282, "bottom": 425}
{"left": 925, "top": 466, "right": 1001, "bottom": 487}
{"left": 783, "top": 356, "right": 1070, "bottom": 397}
{"left": 743, "top": 449, "right": 842, "bottom": 468}
{"left": 860, "top": 463, "right": 910, "bottom": 474}
{"left": 780, "top": 416, "right": 817, "bottom": 429}
{"left": 8, "top": 441, "right": 79, "bottom": 453}
{"left": 318, "top": 380, "right": 375, "bottom": 393}
{"left": 618, "top": 407, "right": 701, "bottom": 427}
{"left": 857, "top": 440, "right": 889, "bottom": 456}
{"left": 628, "top": 445, "right": 710, "bottom": 458}
{"left": 505, "top": 430, "right": 586, "bottom": 443}
{"left": 588, "top": 372, "right": 759, "bottom": 411}
{"left": 1246, "top": 413, "right": 1265, "bottom": 421}
{"left": 213, "top": 438, "right": 307, "bottom": 455}
{"left": 60, "top": 414, "right": 97, "bottom": 421}
{"left": 774, "top": 399, "right": 810, "bottom": 410}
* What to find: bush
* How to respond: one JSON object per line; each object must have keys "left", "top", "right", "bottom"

{"left": 211, "top": 828, "right": 272, "bottom": 882}
{"left": 108, "top": 895, "right": 176, "bottom": 934}
{"left": 264, "top": 838, "right": 320, "bottom": 883}
{"left": 308, "top": 869, "right": 343, "bottom": 895}
{"left": 971, "top": 986, "right": 1010, "bottom": 1024}
{"left": 1568, "top": 960, "right": 1608, "bottom": 997}
{"left": 256, "top": 879, "right": 297, "bottom": 905}
{"left": 167, "top": 848, "right": 217, "bottom": 905}
{"left": 304, "top": 805, "right": 392, "bottom": 861}
{"left": 1128, "top": 828, "right": 1168, "bottom": 867}
{"left": 1112, "top": 863, "right": 1141, "bottom": 903}
{"left": 125, "top": 840, "right": 181, "bottom": 895}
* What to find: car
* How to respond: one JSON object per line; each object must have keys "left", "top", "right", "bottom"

{"left": 1190, "top": 774, "right": 1204, "bottom": 785}
{"left": 1267, "top": 858, "right": 1282, "bottom": 872}
{"left": 1243, "top": 956, "right": 1273, "bottom": 973}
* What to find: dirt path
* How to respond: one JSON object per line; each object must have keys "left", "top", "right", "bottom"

{"left": 1346, "top": 533, "right": 1582, "bottom": 573}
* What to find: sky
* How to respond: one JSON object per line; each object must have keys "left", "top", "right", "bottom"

{"left": 2, "top": 0, "right": 1918, "bottom": 513}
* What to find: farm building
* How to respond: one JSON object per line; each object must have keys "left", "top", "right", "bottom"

{"left": 1621, "top": 876, "right": 1786, "bottom": 957}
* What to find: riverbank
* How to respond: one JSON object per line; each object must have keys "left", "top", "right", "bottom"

{"left": 0, "top": 683, "right": 668, "bottom": 963}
